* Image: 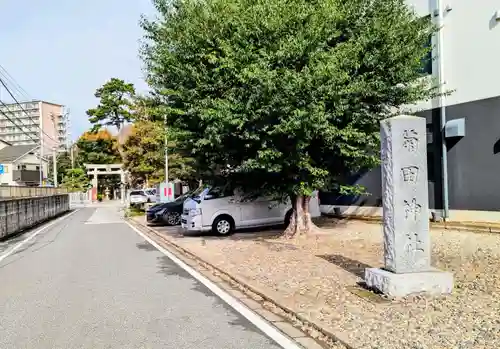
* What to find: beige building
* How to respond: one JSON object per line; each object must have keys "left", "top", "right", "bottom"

{"left": 0, "top": 100, "right": 70, "bottom": 154}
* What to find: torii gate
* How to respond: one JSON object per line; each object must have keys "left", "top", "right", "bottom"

{"left": 85, "top": 164, "right": 128, "bottom": 203}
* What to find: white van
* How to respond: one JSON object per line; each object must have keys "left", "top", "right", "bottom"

{"left": 181, "top": 184, "right": 320, "bottom": 235}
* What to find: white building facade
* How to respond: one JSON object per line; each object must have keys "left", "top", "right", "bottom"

{"left": 407, "top": 0, "right": 500, "bottom": 110}
{"left": 320, "top": 1, "right": 500, "bottom": 222}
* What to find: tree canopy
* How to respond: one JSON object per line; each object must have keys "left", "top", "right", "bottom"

{"left": 122, "top": 120, "right": 197, "bottom": 186}
{"left": 48, "top": 151, "right": 73, "bottom": 186}
{"left": 131, "top": 94, "right": 166, "bottom": 123}
{"left": 61, "top": 168, "right": 91, "bottom": 192}
{"left": 76, "top": 130, "right": 120, "bottom": 165}
{"left": 141, "top": 0, "right": 437, "bottom": 236}
{"left": 86, "top": 78, "right": 136, "bottom": 132}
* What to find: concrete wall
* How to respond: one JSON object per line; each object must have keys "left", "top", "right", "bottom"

{"left": 426, "top": 97, "right": 500, "bottom": 211}
{"left": 0, "top": 194, "right": 70, "bottom": 239}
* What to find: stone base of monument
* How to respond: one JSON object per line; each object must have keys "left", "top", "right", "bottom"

{"left": 364, "top": 268, "right": 454, "bottom": 298}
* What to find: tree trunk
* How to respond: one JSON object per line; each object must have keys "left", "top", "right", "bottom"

{"left": 115, "top": 123, "right": 126, "bottom": 163}
{"left": 283, "top": 195, "right": 321, "bottom": 238}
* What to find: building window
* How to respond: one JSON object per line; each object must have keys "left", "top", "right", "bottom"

{"left": 418, "top": 15, "right": 432, "bottom": 75}
{"left": 420, "top": 37, "right": 432, "bottom": 75}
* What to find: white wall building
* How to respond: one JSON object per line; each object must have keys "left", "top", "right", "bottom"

{"left": 320, "top": 1, "right": 500, "bottom": 221}
{"left": 407, "top": 0, "right": 500, "bottom": 111}
{"left": 0, "top": 100, "right": 70, "bottom": 154}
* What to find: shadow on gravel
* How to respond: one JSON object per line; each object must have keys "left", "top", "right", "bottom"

{"left": 313, "top": 215, "right": 351, "bottom": 229}
{"left": 317, "top": 254, "right": 373, "bottom": 279}
{"left": 153, "top": 214, "right": 354, "bottom": 242}
{"left": 181, "top": 226, "right": 284, "bottom": 241}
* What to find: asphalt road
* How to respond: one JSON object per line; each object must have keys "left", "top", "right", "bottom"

{"left": 0, "top": 207, "right": 283, "bottom": 349}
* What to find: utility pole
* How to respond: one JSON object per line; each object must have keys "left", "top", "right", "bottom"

{"left": 39, "top": 102, "right": 44, "bottom": 186}
{"left": 164, "top": 114, "right": 168, "bottom": 184}
{"left": 70, "top": 143, "right": 74, "bottom": 169}
{"left": 50, "top": 112, "right": 57, "bottom": 187}
{"left": 52, "top": 147, "right": 57, "bottom": 187}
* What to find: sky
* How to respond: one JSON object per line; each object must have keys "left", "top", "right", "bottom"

{"left": 0, "top": 0, "right": 155, "bottom": 140}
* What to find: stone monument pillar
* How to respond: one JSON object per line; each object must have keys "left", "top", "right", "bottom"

{"left": 365, "top": 115, "right": 453, "bottom": 298}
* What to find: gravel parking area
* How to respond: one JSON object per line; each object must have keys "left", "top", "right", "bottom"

{"left": 145, "top": 217, "right": 500, "bottom": 349}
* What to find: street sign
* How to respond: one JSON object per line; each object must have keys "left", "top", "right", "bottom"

{"left": 0, "top": 165, "right": 4, "bottom": 174}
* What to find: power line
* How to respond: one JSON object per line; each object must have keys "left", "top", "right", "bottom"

{"left": 0, "top": 76, "right": 59, "bottom": 146}
{"left": 0, "top": 99, "right": 58, "bottom": 147}
{"left": 0, "top": 65, "right": 32, "bottom": 101}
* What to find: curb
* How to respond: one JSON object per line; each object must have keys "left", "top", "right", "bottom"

{"left": 128, "top": 218, "right": 357, "bottom": 349}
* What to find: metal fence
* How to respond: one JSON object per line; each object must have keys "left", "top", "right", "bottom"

{"left": 69, "top": 191, "right": 91, "bottom": 206}
{"left": 0, "top": 186, "right": 68, "bottom": 199}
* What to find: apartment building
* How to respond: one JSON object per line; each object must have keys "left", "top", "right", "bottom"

{"left": 320, "top": 0, "right": 500, "bottom": 221}
{"left": 0, "top": 100, "right": 70, "bottom": 154}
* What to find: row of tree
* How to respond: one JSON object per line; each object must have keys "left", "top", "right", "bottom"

{"left": 54, "top": 79, "right": 198, "bottom": 193}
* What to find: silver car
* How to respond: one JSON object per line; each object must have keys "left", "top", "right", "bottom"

{"left": 129, "top": 189, "right": 157, "bottom": 205}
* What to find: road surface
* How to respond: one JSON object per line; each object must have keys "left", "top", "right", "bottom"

{"left": 0, "top": 207, "right": 284, "bottom": 349}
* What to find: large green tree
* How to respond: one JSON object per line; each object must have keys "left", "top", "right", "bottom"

{"left": 122, "top": 120, "right": 197, "bottom": 186}
{"left": 87, "top": 78, "right": 136, "bottom": 131}
{"left": 131, "top": 94, "right": 166, "bottom": 123}
{"left": 61, "top": 168, "right": 91, "bottom": 192}
{"left": 142, "top": 0, "right": 437, "bottom": 237}
{"left": 76, "top": 130, "right": 120, "bottom": 165}
{"left": 87, "top": 78, "right": 136, "bottom": 159}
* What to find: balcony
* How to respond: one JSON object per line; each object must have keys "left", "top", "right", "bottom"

{"left": 12, "top": 170, "right": 40, "bottom": 183}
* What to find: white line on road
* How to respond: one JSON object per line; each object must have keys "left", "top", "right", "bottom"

{"left": 127, "top": 222, "right": 303, "bottom": 349}
{"left": 0, "top": 209, "right": 79, "bottom": 263}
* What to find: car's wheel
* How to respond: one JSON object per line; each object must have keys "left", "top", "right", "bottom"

{"left": 212, "top": 215, "right": 234, "bottom": 235}
{"left": 165, "top": 212, "right": 181, "bottom": 226}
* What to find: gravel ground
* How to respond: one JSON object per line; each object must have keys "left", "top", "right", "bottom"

{"left": 149, "top": 218, "right": 500, "bottom": 349}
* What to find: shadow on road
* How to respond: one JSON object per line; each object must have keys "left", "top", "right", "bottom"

{"left": 135, "top": 237, "right": 278, "bottom": 338}
{"left": 317, "top": 254, "right": 373, "bottom": 279}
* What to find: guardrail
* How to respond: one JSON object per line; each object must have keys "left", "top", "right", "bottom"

{"left": 0, "top": 186, "right": 68, "bottom": 199}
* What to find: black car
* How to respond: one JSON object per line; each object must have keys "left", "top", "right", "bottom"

{"left": 146, "top": 188, "right": 200, "bottom": 226}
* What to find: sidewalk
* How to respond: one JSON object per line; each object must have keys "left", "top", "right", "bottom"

{"left": 133, "top": 216, "right": 500, "bottom": 349}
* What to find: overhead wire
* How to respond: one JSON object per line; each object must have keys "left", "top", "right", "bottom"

{"left": 0, "top": 99, "right": 39, "bottom": 143}
{"left": 0, "top": 76, "right": 59, "bottom": 147}
{"left": 0, "top": 65, "right": 32, "bottom": 101}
